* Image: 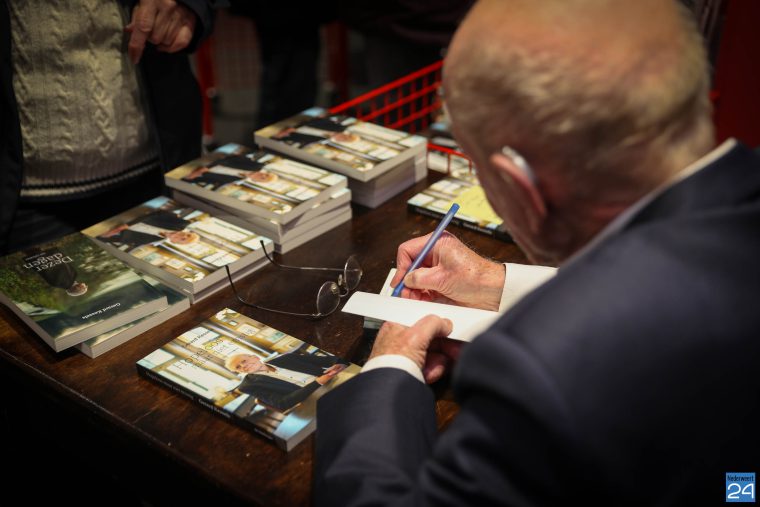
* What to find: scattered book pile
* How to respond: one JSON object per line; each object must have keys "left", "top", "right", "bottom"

{"left": 0, "top": 232, "right": 171, "bottom": 352}
{"left": 255, "top": 107, "right": 428, "bottom": 208}
{"left": 165, "top": 143, "right": 353, "bottom": 253}
{"left": 137, "top": 308, "right": 359, "bottom": 451}
{"left": 83, "top": 196, "right": 272, "bottom": 303}
{"left": 407, "top": 169, "right": 511, "bottom": 242}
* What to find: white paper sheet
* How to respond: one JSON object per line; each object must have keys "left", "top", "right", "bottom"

{"left": 342, "top": 291, "right": 501, "bottom": 342}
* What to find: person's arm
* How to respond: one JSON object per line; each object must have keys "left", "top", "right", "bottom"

{"left": 315, "top": 315, "right": 581, "bottom": 506}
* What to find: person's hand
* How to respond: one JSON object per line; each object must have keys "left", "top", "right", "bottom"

{"left": 186, "top": 166, "right": 210, "bottom": 179}
{"left": 316, "top": 364, "right": 347, "bottom": 385}
{"left": 126, "top": 0, "right": 197, "bottom": 65}
{"left": 323, "top": 363, "right": 347, "bottom": 377}
{"left": 102, "top": 224, "right": 129, "bottom": 237}
{"left": 392, "top": 231, "right": 505, "bottom": 311}
{"left": 369, "top": 316, "right": 458, "bottom": 384}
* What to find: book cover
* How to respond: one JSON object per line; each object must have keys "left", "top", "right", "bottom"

{"left": 254, "top": 107, "right": 427, "bottom": 182}
{"left": 82, "top": 197, "right": 273, "bottom": 298}
{"left": 136, "top": 308, "right": 359, "bottom": 451}
{"left": 165, "top": 143, "right": 347, "bottom": 225}
{"left": 407, "top": 170, "right": 512, "bottom": 242}
{"left": 76, "top": 276, "right": 190, "bottom": 358}
{"left": 0, "top": 233, "right": 168, "bottom": 352}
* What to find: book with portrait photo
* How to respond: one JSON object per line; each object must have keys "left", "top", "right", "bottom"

{"left": 82, "top": 196, "right": 273, "bottom": 302}
{"left": 136, "top": 308, "right": 359, "bottom": 451}
{"left": 164, "top": 143, "right": 348, "bottom": 225}
{"left": 254, "top": 107, "right": 428, "bottom": 182}
{"left": 407, "top": 169, "right": 512, "bottom": 242}
{"left": 173, "top": 189, "right": 353, "bottom": 253}
{"left": 76, "top": 275, "right": 190, "bottom": 358}
{"left": 0, "top": 232, "right": 168, "bottom": 352}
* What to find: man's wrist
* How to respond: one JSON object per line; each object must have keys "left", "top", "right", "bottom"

{"left": 476, "top": 260, "right": 507, "bottom": 311}
{"left": 362, "top": 355, "right": 425, "bottom": 383}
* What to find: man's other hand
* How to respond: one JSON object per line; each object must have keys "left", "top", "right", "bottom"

{"left": 126, "top": 0, "right": 197, "bottom": 64}
{"left": 370, "top": 316, "right": 459, "bottom": 384}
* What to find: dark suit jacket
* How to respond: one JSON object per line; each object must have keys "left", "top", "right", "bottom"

{"left": 315, "top": 142, "right": 760, "bottom": 506}
{"left": 237, "top": 349, "right": 344, "bottom": 412}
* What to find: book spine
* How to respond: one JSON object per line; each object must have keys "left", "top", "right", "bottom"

{"left": 407, "top": 203, "right": 513, "bottom": 243}
{"left": 136, "top": 364, "right": 287, "bottom": 451}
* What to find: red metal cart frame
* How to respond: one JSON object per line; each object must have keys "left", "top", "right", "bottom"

{"left": 329, "top": 60, "right": 473, "bottom": 174}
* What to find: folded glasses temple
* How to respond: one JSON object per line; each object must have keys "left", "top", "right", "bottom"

{"left": 259, "top": 240, "right": 354, "bottom": 273}
{"left": 225, "top": 265, "right": 327, "bottom": 319}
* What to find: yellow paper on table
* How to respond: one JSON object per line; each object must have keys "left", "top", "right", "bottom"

{"left": 453, "top": 185, "right": 502, "bottom": 225}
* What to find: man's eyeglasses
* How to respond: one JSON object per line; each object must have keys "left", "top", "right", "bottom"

{"left": 225, "top": 240, "right": 362, "bottom": 319}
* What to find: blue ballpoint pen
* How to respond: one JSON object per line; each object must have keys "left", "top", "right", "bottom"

{"left": 392, "top": 202, "right": 460, "bottom": 297}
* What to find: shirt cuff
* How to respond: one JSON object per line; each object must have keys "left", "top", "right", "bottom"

{"left": 361, "top": 354, "right": 425, "bottom": 384}
{"left": 498, "top": 263, "right": 557, "bottom": 311}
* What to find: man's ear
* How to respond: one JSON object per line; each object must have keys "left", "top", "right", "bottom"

{"left": 488, "top": 150, "right": 547, "bottom": 234}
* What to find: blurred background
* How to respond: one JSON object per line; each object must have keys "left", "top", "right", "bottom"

{"left": 199, "top": 0, "right": 759, "bottom": 151}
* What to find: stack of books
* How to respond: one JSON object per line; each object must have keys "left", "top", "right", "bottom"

{"left": 254, "top": 107, "right": 428, "bottom": 208}
{"left": 165, "top": 143, "right": 353, "bottom": 253}
{"left": 137, "top": 308, "right": 359, "bottom": 451}
{"left": 0, "top": 232, "right": 177, "bottom": 354}
{"left": 82, "top": 196, "right": 273, "bottom": 303}
{"left": 76, "top": 274, "right": 189, "bottom": 358}
{"left": 407, "top": 169, "right": 512, "bottom": 242}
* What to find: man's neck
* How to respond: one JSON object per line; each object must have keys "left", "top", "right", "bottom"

{"left": 558, "top": 139, "right": 735, "bottom": 267}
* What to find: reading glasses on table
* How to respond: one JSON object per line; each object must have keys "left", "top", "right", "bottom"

{"left": 225, "top": 240, "right": 362, "bottom": 319}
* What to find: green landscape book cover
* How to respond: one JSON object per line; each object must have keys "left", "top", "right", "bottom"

{"left": 0, "top": 233, "right": 168, "bottom": 351}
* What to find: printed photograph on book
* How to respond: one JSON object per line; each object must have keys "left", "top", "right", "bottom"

{"left": 87, "top": 197, "right": 269, "bottom": 283}
{"left": 137, "top": 309, "right": 355, "bottom": 442}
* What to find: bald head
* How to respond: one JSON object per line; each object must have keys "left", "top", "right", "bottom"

{"left": 445, "top": 0, "right": 714, "bottom": 206}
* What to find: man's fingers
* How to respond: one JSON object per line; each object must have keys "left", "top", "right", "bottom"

{"left": 128, "top": 29, "right": 148, "bottom": 64}
{"left": 422, "top": 352, "right": 450, "bottom": 384}
{"left": 410, "top": 315, "right": 454, "bottom": 349}
{"left": 404, "top": 266, "right": 450, "bottom": 296}
{"left": 390, "top": 268, "right": 406, "bottom": 289}
{"left": 149, "top": 8, "right": 171, "bottom": 45}
{"left": 128, "top": 1, "right": 158, "bottom": 64}
{"left": 135, "top": 0, "right": 158, "bottom": 34}
{"left": 160, "top": 14, "right": 180, "bottom": 46}
{"left": 159, "top": 24, "right": 194, "bottom": 53}
{"left": 169, "top": 25, "right": 193, "bottom": 52}
{"left": 395, "top": 233, "right": 433, "bottom": 274}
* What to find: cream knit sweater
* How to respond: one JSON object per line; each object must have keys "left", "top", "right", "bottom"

{"left": 9, "top": 0, "right": 159, "bottom": 200}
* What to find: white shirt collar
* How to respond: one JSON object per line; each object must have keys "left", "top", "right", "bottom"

{"left": 562, "top": 138, "right": 737, "bottom": 269}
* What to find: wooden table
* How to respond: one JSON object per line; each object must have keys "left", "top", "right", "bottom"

{"left": 0, "top": 175, "right": 527, "bottom": 506}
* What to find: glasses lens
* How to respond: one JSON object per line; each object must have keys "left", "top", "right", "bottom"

{"left": 343, "top": 256, "right": 362, "bottom": 291}
{"left": 316, "top": 282, "right": 341, "bottom": 316}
